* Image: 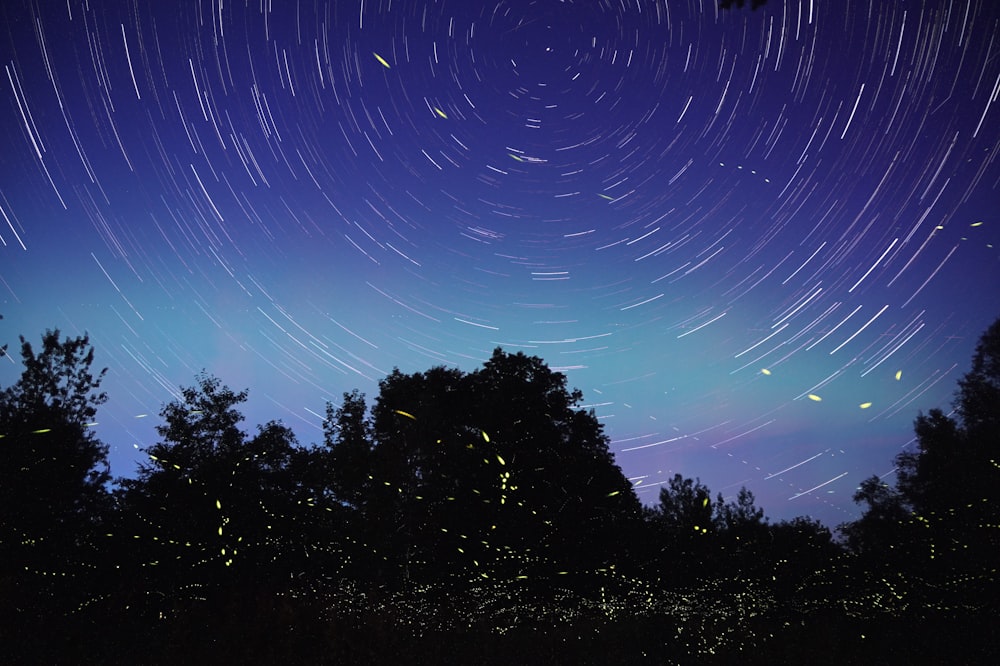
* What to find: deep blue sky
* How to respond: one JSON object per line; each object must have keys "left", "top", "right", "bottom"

{"left": 1, "top": 0, "right": 997, "bottom": 528}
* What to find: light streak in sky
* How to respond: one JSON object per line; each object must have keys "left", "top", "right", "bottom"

{"left": 765, "top": 451, "right": 826, "bottom": 480}
{"left": 805, "top": 305, "right": 860, "bottom": 351}
{"left": 829, "top": 304, "right": 889, "bottom": 355}
{"left": 1, "top": 0, "right": 996, "bottom": 530}
{"left": 902, "top": 244, "right": 960, "bottom": 308}
{"left": 788, "top": 472, "right": 849, "bottom": 500}
{"left": 848, "top": 238, "right": 898, "bottom": 293}
{"left": 677, "top": 312, "right": 728, "bottom": 338}
{"left": 734, "top": 323, "right": 789, "bottom": 358}
{"left": 710, "top": 419, "right": 776, "bottom": 449}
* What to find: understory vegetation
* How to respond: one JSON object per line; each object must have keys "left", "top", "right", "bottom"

{"left": 1, "top": 316, "right": 997, "bottom": 663}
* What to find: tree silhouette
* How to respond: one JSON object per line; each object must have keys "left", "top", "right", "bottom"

{"left": 712, "top": 486, "right": 771, "bottom": 578}
{"left": 351, "top": 348, "right": 641, "bottom": 587}
{"left": 0, "top": 329, "right": 111, "bottom": 659}
{"left": 843, "top": 318, "right": 1000, "bottom": 571}
{"left": 323, "top": 388, "right": 373, "bottom": 512}
{"left": 895, "top": 318, "right": 999, "bottom": 606}
{"left": 899, "top": 319, "right": 1000, "bottom": 523}
{"left": 652, "top": 474, "right": 714, "bottom": 534}
{"left": 643, "top": 474, "right": 716, "bottom": 584}
{"left": 767, "top": 516, "right": 837, "bottom": 585}
{"left": 714, "top": 486, "right": 766, "bottom": 535}
{"left": 719, "top": 0, "right": 769, "bottom": 10}
{"left": 835, "top": 317, "right": 1000, "bottom": 662}
{"left": 837, "top": 475, "right": 910, "bottom": 558}
{"left": 469, "top": 349, "right": 642, "bottom": 573}
{"left": 114, "top": 373, "right": 344, "bottom": 637}
{"left": 14, "top": 322, "right": 997, "bottom": 662}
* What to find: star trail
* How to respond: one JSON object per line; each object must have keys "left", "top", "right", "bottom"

{"left": 1, "top": 0, "right": 997, "bottom": 528}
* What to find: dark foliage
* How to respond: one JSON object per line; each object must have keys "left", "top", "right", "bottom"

{"left": 112, "top": 373, "right": 348, "bottom": 630}
{"left": 0, "top": 328, "right": 111, "bottom": 660}
{"left": 719, "top": 0, "right": 769, "bottom": 10}
{"left": 835, "top": 316, "right": 1000, "bottom": 657}
{"left": 2, "top": 323, "right": 998, "bottom": 663}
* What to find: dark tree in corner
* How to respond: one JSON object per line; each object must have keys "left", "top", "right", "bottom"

{"left": 896, "top": 318, "right": 1000, "bottom": 599}
{"left": 838, "top": 317, "right": 1000, "bottom": 661}
{"left": 842, "top": 318, "right": 1000, "bottom": 560}
{"left": 719, "top": 0, "right": 769, "bottom": 10}
{"left": 0, "top": 329, "right": 111, "bottom": 657}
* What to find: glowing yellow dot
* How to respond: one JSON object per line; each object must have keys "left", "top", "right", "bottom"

{"left": 807, "top": 394, "right": 822, "bottom": 402}
{"left": 761, "top": 368, "right": 771, "bottom": 376}
{"left": 860, "top": 402, "right": 872, "bottom": 409}
{"left": 373, "top": 53, "right": 391, "bottom": 69}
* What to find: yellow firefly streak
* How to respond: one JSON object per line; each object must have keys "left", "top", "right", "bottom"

{"left": 373, "top": 53, "right": 391, "bottom": 68}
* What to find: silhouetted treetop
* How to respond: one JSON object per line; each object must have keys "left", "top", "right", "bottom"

{"left": 955, "top": 316, "right": 1000, "bottom": 438}
{"left": 719, "top": 0, "right": 768, "bottom": 10}
{"left": 840, "top": 316, "right": 1000, "bottom": 612}
{"left": 0, "top": 329, "right": 112, "bottom": 657}
{"left": 343, "top": 348, "right": 641, "bottom": 582}
{"left": 0, "top": 329, "right": 110, "bottom": 533}
{"left": 116, "top": 373, "right": 340, "bottom": 608}
{"left": 4, "top": 322, "right": 996, "bottom": 662}
{"left": 896, "top": 318, "right": 1000, "bottom": 524}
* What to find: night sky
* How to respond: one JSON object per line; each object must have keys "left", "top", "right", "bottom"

{"left": 1, "top": 0, "right": 997, "bottom": 528}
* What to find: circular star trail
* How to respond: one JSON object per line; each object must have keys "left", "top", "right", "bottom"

{"left": 1, "top": 0, "right": 998, "bottom": 527}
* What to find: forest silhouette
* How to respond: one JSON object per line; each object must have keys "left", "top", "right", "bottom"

{"left": 0, "top": 313, "right": 997, "bottom": 664}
